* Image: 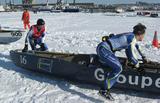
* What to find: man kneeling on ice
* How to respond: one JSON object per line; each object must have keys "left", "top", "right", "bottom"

{"left": 96, "top": 23, "right": 148, "bottom": 100}
{"left": 22, "top": 19, "right": 48, "bottom": 52}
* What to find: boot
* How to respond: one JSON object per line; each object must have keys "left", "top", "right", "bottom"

{"left": 98, "top": 89, "right": 115, "bottom": 101}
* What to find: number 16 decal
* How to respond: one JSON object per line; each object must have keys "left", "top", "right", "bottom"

{"left": 20, "top": 55, "right": 27, "bottom": 64}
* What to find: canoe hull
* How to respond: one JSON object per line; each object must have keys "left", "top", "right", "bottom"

{"left": 10, "top": 50, "right": 160, "bottom": 94}
{"left": 0, "top": 27, "right": 25, "bottom": 44}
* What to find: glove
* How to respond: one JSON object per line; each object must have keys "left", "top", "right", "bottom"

{"left": 127, "top": 61, "right": 145, "bottom": 75}
{"left": 134, "top": 62, "right": 145, "bottom": 75}
{"left": 136, "top": 67, "right": 145, "bottom": 76}
{"left": 134, "top": 63, "right": 139, "bottom": 68}
{"left": 142, "top": 56, "right": 150, "bottom": 63}
{"left": 22, "top": 44, "right": 28, "bottom": 52}
{"left": 127, "top": 61, "right": 139, "bottom": 69}
{"left": 40, "top": 43, "right": 46, "bottom": 51}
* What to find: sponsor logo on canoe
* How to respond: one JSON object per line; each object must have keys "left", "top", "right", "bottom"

{"left": 11, "top": 31, "right": 22, "bottom": 37}
{"left": 38, "top": 58, "right": 53, "bottom": 73}
{"left": 94, "top": 68, "right": 160, "bottom": 88}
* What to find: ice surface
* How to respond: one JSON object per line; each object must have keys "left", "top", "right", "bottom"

{"left": 0, "top": 12, "right": 159, "bottom": 103}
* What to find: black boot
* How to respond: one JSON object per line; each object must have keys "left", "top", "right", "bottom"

{"left": 22, "top": 44, "right": 28, "bottom": 52}
{"left": 98, "top": 89, "right": 115, "bottom": 101}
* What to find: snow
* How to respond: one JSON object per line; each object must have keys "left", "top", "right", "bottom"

{"left": 0, "top": 12, "right": 160, "bottom": 103}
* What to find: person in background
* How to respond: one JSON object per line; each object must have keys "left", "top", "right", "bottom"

{"left": 22, "top": 19, "right": 48, "bottom": 52}
{"left": 22, "top": 9, "right": 30, "bottom": 30}
{"left": 96, "top": 23, "right": 148, "bottom": 100}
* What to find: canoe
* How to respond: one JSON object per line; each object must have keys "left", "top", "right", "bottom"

{"left": 0, "top": 26, "right": 25, "bottom": 44}
{"left": 10, "top": 50, "right": 160, "bottom": 94}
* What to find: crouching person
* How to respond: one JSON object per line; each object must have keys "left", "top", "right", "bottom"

{"left": 96, "top": 23, "right": 147, "bottom": 100}
{"left": 22, "top": 19, "right": 48, "bottom": 52}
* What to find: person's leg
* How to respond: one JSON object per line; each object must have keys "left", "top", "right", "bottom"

{"left": 37, "top": 38, "right": 48, "bottom": 51}
{"left": 41, "top": 43, "right": 48, "bottom": 51}
{"left": 27, "top": 23, "right": 30, "bottom": 29}
{"left": 24, "top": 23, "right": 27, "bottom": 30}
{"left": 103, "top": 58, "right": 122, "bottom": 90}
{"left": 97, "top": 44, "right": 122, "bottom": 90}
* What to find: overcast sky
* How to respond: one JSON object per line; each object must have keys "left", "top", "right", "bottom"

{"left": 1, "top": 0, "right": 160, "bottom": 4}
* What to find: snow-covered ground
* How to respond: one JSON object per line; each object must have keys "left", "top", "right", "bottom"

{"left": 0, "top": 12, "right": 160, "bottom": 103}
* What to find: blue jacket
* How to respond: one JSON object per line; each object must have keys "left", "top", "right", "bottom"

{"left": 107, "top": 32, "right": 144, "bottom": 65}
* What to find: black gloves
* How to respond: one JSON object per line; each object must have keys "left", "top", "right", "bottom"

{"left": 136, "top": 67, "right": 145, "bottom": 76}
{"left": 142, "top": 56, "right": 150, "bottom": 63}
{"left": 128, "top": 62, "right": 145, "bottom": 75}
{"left": 22, "top": 44, "right": 28, "bottom": 52}
{"left": 134, "top": 63, "right": 145, "bottom": 75}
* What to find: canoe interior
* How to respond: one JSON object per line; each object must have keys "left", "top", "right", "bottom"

{"left": 15, "top": 50, "right": 160, "bottom": 73}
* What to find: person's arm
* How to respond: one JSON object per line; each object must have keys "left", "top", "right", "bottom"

{"left": 135, "top": 44, "right": 145, "bottom": 58}
{"left": 126, "top": 46, "right": 139, "bottom": 67}
{"left": 39, "top": 31, "right": 47, "bottom": 51}
{"left": 22, "top": 26, "right": 33, "bottom": 52}
{"left": 22, "top": 12, "right": 24, "bottom": 21}
{"left": 41, "top": 27, "right": 46, "bottom": 43}
{"left": 28, "top": 12, "right": 30, "bottom": 20}
{"left": 125, "top": 37, "right": 139, "bottom": 68}
{"left": 41, "top": 32, "right": 46, "bottom": 43}
{"left": 135, "top": 43, "right": 149, "bottom": 63}
{"left": 25, "top": 26, "right": 33, "bottom": 45}
{"left": 27, "top": 12, "right": 30, "bottom": 22}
